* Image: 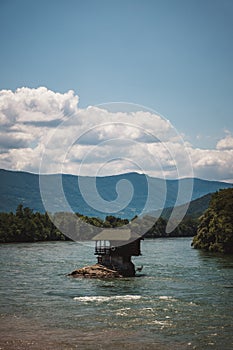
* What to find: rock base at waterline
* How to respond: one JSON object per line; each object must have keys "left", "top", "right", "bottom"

{"left": 68, "top": 264, "right": 123, "bottom": 278}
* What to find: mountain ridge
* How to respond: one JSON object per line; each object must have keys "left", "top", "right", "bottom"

{"left": 0, "top": 168, "right": 232, "bottom": 218}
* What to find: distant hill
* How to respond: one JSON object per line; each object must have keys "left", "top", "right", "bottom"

{"left": 161, "top": 193, "right": 212, "bottom": 220}
{"left": 0, "top": 169, "right": 232, "bottom": 219}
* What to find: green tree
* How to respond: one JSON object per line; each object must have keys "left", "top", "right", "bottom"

{"left": 192, "top": 188, "right": 233, "bottom": 254}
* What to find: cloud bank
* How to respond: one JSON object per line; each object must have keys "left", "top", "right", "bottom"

{"left": 0, "top": 87, "right": 232, "bottom": 181}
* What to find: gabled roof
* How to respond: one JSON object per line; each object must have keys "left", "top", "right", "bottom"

{"left": 92, "top": 229, "right": 141, "bottom": 241}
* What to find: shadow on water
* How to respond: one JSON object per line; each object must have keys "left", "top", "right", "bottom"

{"left": 195, "top": 249, "right": 233, "bottom": 290}
{"left": 197, "top": 249, "right": 233, "bottom": 272}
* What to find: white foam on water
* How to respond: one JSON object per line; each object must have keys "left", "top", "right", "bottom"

{"left": 159, "top": 296, "right": 178, "bottom": 302}
{"left": 73, "top": 295, "right": 142, "bottom": 302}
{"left": 159, "top": 296, "right": 173, "bottom": 300}
{"left": 116, "top": 311, "right": 128, "bottom": 316}
{"left": 115, "top": 307, "right": 133, "bottom": 316}
{"left": 150, "top": 319, "right": 173, "bottom": 328}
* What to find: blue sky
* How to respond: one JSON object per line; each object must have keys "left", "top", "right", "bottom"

{"left": 0, "top": 0, "right": 233, "bottom": 180}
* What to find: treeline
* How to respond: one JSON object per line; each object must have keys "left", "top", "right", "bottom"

{"left": 0, "top": 204, "right": 198, "bottom": 243}
{"left": 143, "top": 216, "right": 198, "bottom": 238}
{"left": 0, "top": 205, "right": 67, "bottom": 243}
{"left": 0, "top": 205, "right": 130, "bottom": 243}
{"left": 192, "top": 188, "right": 233, "bottom": 254}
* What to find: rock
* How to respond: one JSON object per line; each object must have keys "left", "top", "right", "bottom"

{"left": 68, "top": 264, "right": 123, "bottom": 278}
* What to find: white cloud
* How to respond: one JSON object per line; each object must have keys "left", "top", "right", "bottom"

{"left": 0, "top": 87, "right": 78, "bottom": 125}
{"left": 0, "top": 86, "right": 232, "bottom": 181}
{"left": 188, "top": 146, "right": 233, "bottom": 180}
{"left": 0, "top": 87, "right": 79, "bottom": 170}
{"left": 216, "top": 133, "right": 233, "bottom": 151}
{"left": 0, "top": 132, "right": 32, "bottom": 150}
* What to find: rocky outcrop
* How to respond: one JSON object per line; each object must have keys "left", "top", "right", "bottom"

{"left": 68, "top": 264, "right": 123, "bottom": 278}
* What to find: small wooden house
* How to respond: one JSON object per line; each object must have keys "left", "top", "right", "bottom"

{"left": 92, "top": 229, "right": 143, "bottom": 277}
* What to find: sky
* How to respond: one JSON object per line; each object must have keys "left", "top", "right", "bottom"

{"left": 0, "top": 0, "right": 233, "bottom": 181}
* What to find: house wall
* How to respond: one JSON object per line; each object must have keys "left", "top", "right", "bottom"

{"left": 110, "top": 255, "right": 135, "bottom": 277}
{"left": 109, "top": 239, "right": 141, "bottom": 256}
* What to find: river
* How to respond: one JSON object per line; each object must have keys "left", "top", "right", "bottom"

{"left": 0, "top": 238, "right": 233, "bottom": 349}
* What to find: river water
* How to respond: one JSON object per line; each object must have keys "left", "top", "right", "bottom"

{"left": 0, "top": 238, "right": 233, "bottom": 349}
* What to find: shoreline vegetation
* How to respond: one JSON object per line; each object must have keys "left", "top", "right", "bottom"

{"left": 0, "top": 188, "right": 232, "bottom": 254}
{"left": 192, "top": 188, "right": 233, "bottom": 254}
{"left": 0, "top": 203, "right": 197, "bottom": 244}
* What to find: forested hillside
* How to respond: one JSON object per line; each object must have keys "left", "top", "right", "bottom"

{"left": 192, "top": 188, "right": 233, "bottom": 254}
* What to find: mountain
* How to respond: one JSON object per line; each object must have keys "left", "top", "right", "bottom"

{"left": 0, "top": 169, "right": 232, "bottom": 219}
{"left": 161, "top": 193, "right": 212, "bottom": 220}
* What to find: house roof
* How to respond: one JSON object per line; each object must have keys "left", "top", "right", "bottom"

{"left": 92, "top": 229, "right": 141, "bottom": 241}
